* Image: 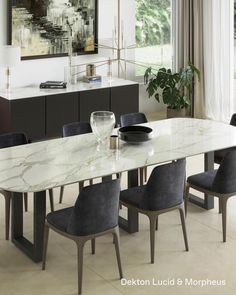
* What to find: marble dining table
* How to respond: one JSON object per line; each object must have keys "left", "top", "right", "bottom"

{"left": 1, "top": 118, "right": 236, "bottom": 262}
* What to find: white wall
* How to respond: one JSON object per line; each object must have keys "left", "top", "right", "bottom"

{"left": 139, "top": 83, "right": 165, "bottom": 114}
{"left": 0, "top": 0, "right": 163, "bottom": 113}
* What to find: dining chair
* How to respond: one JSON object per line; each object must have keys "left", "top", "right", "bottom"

{"left": 0, "top": 132, "right": 54, "bottom": 240}
{"left": 185, "top": 150, "right": 236, "bottom": 242}
{"left": 120, "top": 159, "right": 188, "bottom": 264}
{"left": 120, "top": 112, "right": 148, "bottom": 128}
{"left": 42, "top": 179, "right": 123, "bottom": 295}
{"left": 59, "top": 122, "right": 93, "bottom": 204}
{"left": 214, "top": 113, "right": 236, "bottom": 164}
{"left": 120, "top": 112, "right": 148, "bottom": 185}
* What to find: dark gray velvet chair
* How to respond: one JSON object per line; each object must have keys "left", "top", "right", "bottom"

{"left": 59, "top": 122, "right": 93, "bottom": 204}
{"left": 120, "top": 159, "right": 188, "bottom": 263}
{"left": 120, "top": 112, "right": 148, "bottom": 185}
{"left": 0, "top": 132, "right": 54, "bottom": 240}
{"left": 120, "top": 112, "right": 148, "bottom": 127}
{"left": 42, "top": 179, "right": 123, "bottom": 295}
{"left": 62, "top": 121, "right": 92, "bottom": 137}
{"left": 186, "top": 150, "right": 236, "bottom": 242}
{"left": 214, "top": 113, "right": 236, "bottom": 164}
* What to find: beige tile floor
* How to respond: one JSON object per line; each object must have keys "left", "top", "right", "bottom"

{"left": 1, "top": 155, "right": 236, "bottom": 295}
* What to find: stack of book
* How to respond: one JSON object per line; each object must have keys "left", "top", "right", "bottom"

{"left": 40, "top": 81, "right": 67, "bottom": 89}
{"left": 83, "top": 75, "right": 102, "bottom": 84}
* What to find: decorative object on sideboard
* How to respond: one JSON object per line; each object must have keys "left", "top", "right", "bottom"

{"left": 86, "top": 64, "right": 96, "bottom": 77}
{"left": 95, "top": 0, "right": 163, "bottom": 80}
{"left": 40, "top": 81, "right": 67, "bottom": 89}
{"left": 64, "top": 0, "right": 131, "bottom": 82}
{"left": 8, "top": 0, "right": 98, "bottom": 59}
{"left": 144, "top": 63, "right": 200, "bottom": 118}
{"left": 64, "top": 64, "right": 79, "bottom": 85}
{"left": 62, "top": 0, "right": 135, "bottom": 81}
{"left": 83, "top": 75, "right": 102, "bottom": 84}
{"left": 95, "top": 0, "right": 135, "bottom": 78}
{"left": 0, "top": 45, "right": 21, "bottom": 91}
{"left": 107, "top": 58, "right": 113, "bottom": 82}
{"left": 64, "top": 59, "right": 106, "bottom": 85}
{"left": 83, "top": 63, "right": 102, "bottom": 84}
{"left": 64, "top": 19, "right": 81, "bottom": 85}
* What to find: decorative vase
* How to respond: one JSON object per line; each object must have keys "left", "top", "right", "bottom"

{"left": 64, "top": 65, "right": 78, "bottom": 85}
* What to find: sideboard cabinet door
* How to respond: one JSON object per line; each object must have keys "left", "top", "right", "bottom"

{"left": 110, "top": 85, "right": 139, "bottom": 125}
{"left": 46, "top": 93, "right": 78, "bottom": 138}
{"left": 11, "top": 97, "right": 45, "bottom": 141}
{"left": 79, "top": 89, "right": 110, "bottom": 122}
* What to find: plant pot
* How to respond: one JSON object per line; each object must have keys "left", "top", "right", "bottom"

{"left": 167, "top": 108, "right": 186, "bottom": 119}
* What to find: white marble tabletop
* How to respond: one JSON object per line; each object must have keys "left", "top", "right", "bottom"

{"left": 0, "top": 78, "right": 138, "bottom": 100}
{"left": 0, "top": 118, "right": 236, "bottom": 193}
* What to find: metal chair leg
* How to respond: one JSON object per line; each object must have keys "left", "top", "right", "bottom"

{"left": 59, "top": 186, "right": 64, "bottom": 204}
{"left": 155, "top": 216, "right": 159, "bottom": 231}
{"left": 23, "top": 193, "right": 28, "bottom": 212}
{"left": 219, "top": 198, "right": 222, "bottom": 214}
{"left": 42, "top": 224, "right": 50, "bottom": 270}
{"left": 91, "top": 238, "right": 95, "bottom": 255}
{"left": 148, "top": 215, "right": 156, "bottom": 264}
{"left": 4, "top": 192, "right": 11, "bottom": 240}
{"left": 184, "top": 184, "right": 190, "bottom": 217}
{"left": 49, "top": 189, "right": 54, "bottom": 212}
{"left": 221, "top": 197, "right": 228, "bottom": 242}
{"left": 179, "top": 204, "right": 189, "bottom": 251}
{"left": 113, "top": 227, "right": 123, "bottom": 279}
{"left": 76, "top": 241, "right": 85, "bottom": 295}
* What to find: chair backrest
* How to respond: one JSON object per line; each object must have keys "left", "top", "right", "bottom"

{"left": 120, "top": 112, "right": 148, "bottom": 127}
{"left": 0, "top": 133, "right": 28, "bottom": 149}
{"left": 230, "top": 113, "right": 236, "bottom": 126}
{"left": 140, "top": 159, "right": 186, "bottom": 211}
{"left": 67, "top": 179, "right": 120, "bottom": 236}
{"left": 62, "top": 122, "right": 92, "bottom": 137}
{"left": 212, "top": 150, "right": 236, "bottom": 194}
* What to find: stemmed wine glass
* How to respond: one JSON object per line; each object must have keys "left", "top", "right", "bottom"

{"left": 90, "top": 111, "right": 116, "bottom": 150}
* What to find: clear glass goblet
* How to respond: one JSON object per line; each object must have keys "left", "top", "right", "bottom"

{"left": 90, "top": 111, "right": 116, "bottom": 150}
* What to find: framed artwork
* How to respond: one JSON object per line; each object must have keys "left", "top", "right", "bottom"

{"left": 8, "top": 0, "right": 98, "bottom": 60}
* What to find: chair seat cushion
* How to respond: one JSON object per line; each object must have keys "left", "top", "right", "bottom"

{"left": 120, "top": 185, "right": 146, "bottom": 208}
{"left": 46, "top": 207, "right": 73, "bottom": 232}
{"left": 187, "top": 170, "right": 217, "bottom": 191}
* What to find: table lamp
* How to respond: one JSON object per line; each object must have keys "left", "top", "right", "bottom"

{"left": 0, "top": 45, "right": 21, "bottom": 91}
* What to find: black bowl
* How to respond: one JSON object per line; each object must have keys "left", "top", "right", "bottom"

{"left": 118, "top": 125, "right": 153, "bottom": 144}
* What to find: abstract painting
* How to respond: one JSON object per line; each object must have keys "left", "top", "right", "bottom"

{"left": 8, "top": 0, "right": 98, "bottom": 59}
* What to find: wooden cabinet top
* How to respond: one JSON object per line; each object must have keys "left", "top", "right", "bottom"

{"left": 0, "top": 78, "right": 138, "bottom": 101}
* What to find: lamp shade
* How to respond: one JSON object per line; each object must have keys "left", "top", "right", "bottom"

{"left": 0, "top": 45, "right": 21, "bottom": 67}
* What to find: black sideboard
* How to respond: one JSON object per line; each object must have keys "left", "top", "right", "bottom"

{"left": 0, "top": 79, "right": 139, "bottom": 141}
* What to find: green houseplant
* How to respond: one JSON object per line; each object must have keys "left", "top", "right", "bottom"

{"left": 144, "top": 63, "right": 200, "bottom": 118}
